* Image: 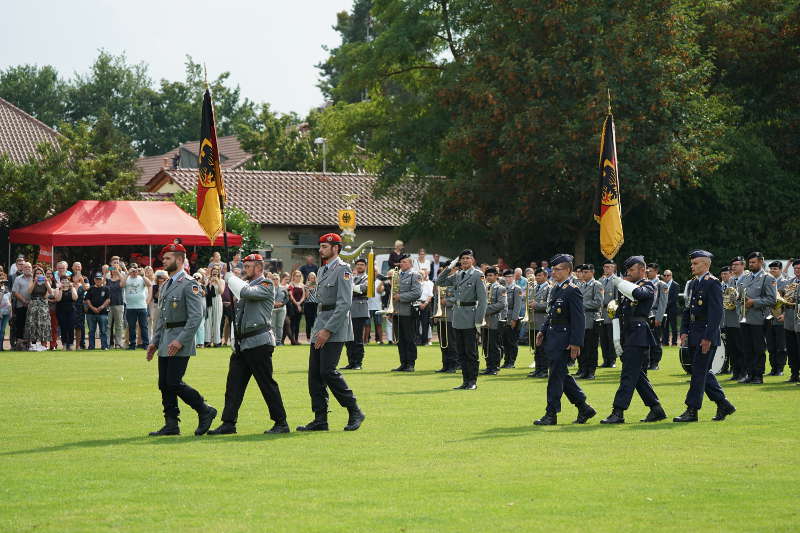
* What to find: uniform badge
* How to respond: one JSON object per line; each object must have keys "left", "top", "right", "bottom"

{"left": 343, "top": 272, "right": 351, "bottom": 281}
{"left": 191, "top": 285, "right": 199, "bottom": 295}
{"left": 556, "top": 307, "right": 562, "bottom": 314}
{"left": 261, "top": 280, "right": 271, "bottom": 288}
{"left": 172, "top": 300, "right": 178, "bottom": 309}
{"left": 698, "top": 299, "right": 703, "bottom": 306}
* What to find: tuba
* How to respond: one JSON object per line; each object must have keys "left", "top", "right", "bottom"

{"left": 722, "top": 286, "right": 738, "bottom": 311}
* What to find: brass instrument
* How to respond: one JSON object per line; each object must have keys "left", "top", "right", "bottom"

{"left": 339, "top": 240, "right": 374, "bottom": 263}
{"left": 432, "top": 286, "right": 449, "bottom": 349}
{"left": 737, "top": 284, "right": 747, "bottom": 323}
{"left": 722, "top": 286, "right": 738, "bottom": 311}
{"left": 478, "top": 280, "right": 492, "bottom": 328}
{"left": 607, "top": 299, "right": 619, "bottom": 319}
{"left": 522, "top": 275, "right": 534, "bottom": 324}
{"left": 382, "top": 267, "right": 400, "bottom": 343}
{"left": 774, "top": 281, "right": 798, "bottom": 319}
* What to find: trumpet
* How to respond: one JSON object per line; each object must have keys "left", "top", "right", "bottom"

{"left": 432, "top": 286, "right": 449, "bottom": 349}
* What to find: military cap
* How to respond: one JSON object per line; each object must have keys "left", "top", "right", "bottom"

{"left": 768, "top": 260, "right": 782, "bottom": 269}
{"left": 601, "top": 259, "right": 615, "bottom": 266}
{"left": 534, "top": 267, "right": 545, "bottom": 275}
{"left": 622, "top": 256, "right": 646, "bottom": 271}
{"left": 731, "top": 256, "right": 745, "bottom": 264}
{"left": 719, "top": 266, "right": 730, "bottom": 273}
{"left": 549, "top": 254, "right": 573, "bottom": 267}
{"left": 584, "top": 263, "right": 595, "bottom": 271}
{"left": 746, "top": 251, "right": 763, "bottom": 260}
{"left": 502, "top": 269, "right": 513, "bottom": 276}
{"left": 793, "top": 259, "right": 800, "bottom": 267}
{"left": 94, "top": 272, "right": 103, "bottom": 279}
{"left": 354, "top": 257, "right": 367, "bottom": 265}
{"left": 243, "top": 253, "right": 263, "bottom": 262}
{"left": 458, "top": 249, "right": 474, "bottom": 259}
{"left": 688, "top": 250, "right": 711, "bottom": 260}
{"left": 161, "top": 243, "right": 186, "bottom": 254}
{"left": 485, "top": 266, "right": 499, "bottom": 275}
{"left": 319, "top": 233, "right": 342, "bottom": 244}
{"left": 575, "top": 264, "right": 585, "bottom": 271}
{"left": 646, "top": 262, "right": 659, "bottom": 270}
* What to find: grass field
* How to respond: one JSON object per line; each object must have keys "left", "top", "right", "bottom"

{"left": 1, "top": 343, "right": 798, "bottom": 532}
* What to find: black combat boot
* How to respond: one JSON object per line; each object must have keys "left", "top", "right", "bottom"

{"left": 673, "top": 407, "right": 699, "bottom": 423}
{"left": 296, "top": 412, "right": 329, "bottom": 432}
{"left": 534, "top": 412, "right": 557, "bottom": 426}
{"left": 208, "top": 422, "right": 237, "bottom": 435}
{"left": 641, "top": 404, "right": 667, "bottom": 422}
{"left": 573, "top": 403, "right": 597, "bottom": 424}
{"left": 711, "top": 399, "right": 736, "bottom": 421}
{"left": 195, "top": 404, "right": 218, "bottom": 435}
{"left": 600, "top": 408, "right": 625, "bottom": 424}
{"left": 149, "top": 416, "right": 180, "bottom": 436}
{"left": 344, "top": 406, "right": 365, "bottom": 431}
{"left": 265, "top": 421, "right": 290, "bottom": 434}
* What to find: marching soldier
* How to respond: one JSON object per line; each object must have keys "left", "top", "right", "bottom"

{"left": 437, "top": 249, "right": 488, "bottom": 390}
{"left": 601, "top": 256, "right": 667, "bottom": 424}
{"left": 297, "top": 233, "right": 365, "bottom": 432}
{"left": 674, "top": 250, "right": 736, "bottom": 422}
{"left": 501, "top": 269, "right": 524, "bottom": 368}
{"left": 391, "top": 255, "right": 422, "bottom": 372}
{"left": 435, "top": 272, "right": 460, "bottom": 373}
{"left": 738, "top": 251, "right": 777, "bottom": 384}
{"left": 481, "top": 267, "right": 507, "bottom": 375}
{"left": 146, "top": 243, "right": 217, "bottom": 436}
{"left": 785, "top": 260, "right": 800, "bottom": 383}
{"left": 645, "top": 263, "right": 668, "bottom": 370}
{"left": 208, "top": 253, "right": 289, "bottom": 435}
{"left": 766, "top": 260, "right": 788, "bottom": 376}
{"left": 528, "top": 268, "right": 552, "bottom": 378}
{"left": 533, "top": 254, "right": 596, "bottom": 426}
{"left": 576, "top": 264, "right": 603, "bottom": 380}
{"left": 343, "top": 257, "right": 370, "bottom": 370}
{"left": 599, "top": 260, "right": 618, "bottom": 368}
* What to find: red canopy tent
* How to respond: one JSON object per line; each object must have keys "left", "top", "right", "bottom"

{"left": 10, "top": 200, "right": 242, "bottom": 247}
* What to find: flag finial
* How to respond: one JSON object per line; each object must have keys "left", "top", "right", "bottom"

{"left": 607, "top": 88, "right": 612, "bottom": 115}
{"left": 203, "top": 63, "right": 209, "bottom": 89}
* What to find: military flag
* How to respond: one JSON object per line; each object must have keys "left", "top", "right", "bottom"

{"left": 593, "top": 110, "right": 624, "bottom": 259}
{"left": 196, "top": 88, "right": 226, "bottom": 245}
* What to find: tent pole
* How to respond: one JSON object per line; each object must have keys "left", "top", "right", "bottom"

{"left": 52, "top": 246, "right": 55, "bottom": 269}
{"left": 104, "top": 245, "right": 107, "bottom": 264}
{"left": 148, "top": 245, "right": 152, "bottom": 267}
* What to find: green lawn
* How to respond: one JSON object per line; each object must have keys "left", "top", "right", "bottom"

{"left": 1, "top": 344, "right": 797, "bottom": 532}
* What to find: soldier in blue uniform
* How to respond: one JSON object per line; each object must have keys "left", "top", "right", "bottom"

{"left": 533, "top": 254, "right": 596, "bottom": 426}
{"left": 674, "top": 250, "right": 736, "bottom": 422}
{"left": 343, "top": 257, "right": 370, "bottom": 370}
{"left": 296, "top": 233, "right": 365, "bottom": 432}
{"left": 601, "top": 256, "right": 667, "bottom": 424}
{"left": 501, "top": 269, "right": 524, "bottom": 368}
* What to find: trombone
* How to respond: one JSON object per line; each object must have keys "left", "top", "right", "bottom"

{"left": 381, "top": 267, "right": 401, "bottom": 343}
{"left": 432, "top": 286, "right": 449, "bottom": 349}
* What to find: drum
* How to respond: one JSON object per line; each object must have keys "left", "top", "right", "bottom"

{"left": 679, "top": 344, "right": 727, "bottom": 375}
{"left": 679, "top": 346, "right": 692, "bottom": 374}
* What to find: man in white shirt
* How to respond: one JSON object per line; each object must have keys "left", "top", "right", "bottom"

{"left": 418, "top": 269, "right": 434, "bottom": 345}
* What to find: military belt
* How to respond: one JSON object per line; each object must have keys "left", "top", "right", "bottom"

{"left": 320, "top": 304, "right": 337, "bottom": 311}
{"left": 165, "top": 321, "right": 186, "bottom": 329}
{"left": 456, "top": 301, "right": 477, "bottom": 307}
{"left": 625, "top": 318, "right": 649, "bottom": 326}
{"left": 236, "top": 326, "right": 269, "bottom": 340}
{"left": 690, "top": 314, "right": 708, "bottom": 323}
{"left": 549, "top": 318, "right": 569, "bottom": 325}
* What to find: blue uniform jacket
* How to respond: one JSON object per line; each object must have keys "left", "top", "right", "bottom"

{"left": 680, "top": 273, "right": 723, "bottom": 346}
{"left": 542, "top": 279, "right": 585, "bottom": 353}
{"left": 619, "top": 279, "right": 658, "bottom": 348}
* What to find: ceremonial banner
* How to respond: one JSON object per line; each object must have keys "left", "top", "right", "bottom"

{"left": 593, "top": 112, "right": 624, "bottom": 259}
{"left": 37, "top": 244, "right": 53, "bottom": 265}
{"left": 197, "top": 88, "right": 226, "bottom": 244}
{"left": 338, "top": 209, "right": 356, "bottom": 231}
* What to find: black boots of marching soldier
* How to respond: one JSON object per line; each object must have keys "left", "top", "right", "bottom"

{"left": 149, "top": 416, "right": 180, "bottom": 436}
{"left": 534, "top": 403, "right": 596, "bottom": 426}
{"left": 149, "top": 403, "right": 217, "bottom": 436}
{"left": 344, "top": 406, "right": 366, "bottom": 431}
{"left": 297, "top": 411, "right": 329, "bottom": 432}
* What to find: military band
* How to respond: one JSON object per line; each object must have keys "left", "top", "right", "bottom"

{"left": 434, "top": 279, "right": 460, "bottom": 373}
{"left": 391, "top": 255, "right": 422, "bottom": 372}
{"left": 766, "top": 260, "right": 788, "bottom": 376}
{"left": 576, "top": 264, "right": 603, "bottom": 380}
{"left": 645, "top": 262, "right": 668, "bottom": 370}
{"left": 481, "top": 267, "right": 507, "bottom": 375}
{"left": 343, "top": 257, "right": 370, "bottom": 370}
{"left": 785, "top": 260, "right": 800, "bottom": 383}
{"left": 528, "top": 268, "right": 551, "bottom": 378}
{"left": 738, "top": 252, "right": 777, "bottom": 384}
{"left": 501, "top": 269, "right": 524, "bottom": 368}
{"left": 599, "top": 260, "right": 618, "bottom": 368}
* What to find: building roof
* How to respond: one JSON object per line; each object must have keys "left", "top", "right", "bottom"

{"left": 0, "top": 96, "right": 60, "bottom": 164}
{"left": 146, "top": 168, "right": 410, "bottom": 227}
{"left": 134, "top": 135, "right": 252, "bottom": 187}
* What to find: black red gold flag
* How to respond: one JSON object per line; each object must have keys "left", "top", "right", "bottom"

{"left": 593, "top": 112, "right": 624, "bottom": 259}
{"left": 197, "top": 88, "right": 226, "bottom": 244}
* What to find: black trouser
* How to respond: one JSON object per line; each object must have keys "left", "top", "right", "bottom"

{"left": 13, "top": 307, "right": 27, "bottom": 343}
{"left": 396, "top": 315, "right": 417, "bottom": 368}
{"left": 662, "top": 308, "right": 679, "bottom": 345}
{"left": 484, "top": 327, "right": 502, "bottom": 370}
{"left": 454, "top": 327, "right": 479, "bottom": 385}
{"left": 649, "top": 323, "right": 663, "bottom": 366}
{"left": 545, "top": 348, "right": 587, "bottom": 414}
{"left": 221, "top": 304, "right": 234, "bottom": 339}
{"left": 600, "top": 322, "right": 616, "bottom": 366}
{"left": 578, "top": 325, "right": 599, "bottom": 375}
{"left": 613, "top": 346, "right": 660, "bottom": 410}
{"left": 303, "top": 303, "right": 317, "bottom": 340}
{"left": 221, "top": 344, "right": 286, "bottom": 425}
{"left": 786, "top": 329, "right": 799, "bottom": 378}
{"left": 288, "top": 305, "right": 303, "bottom": 344}
{"left": 501, "top": 322, "right": 520, "bottom": 366}
{"left": 765, "top": 319, "right": 787, "bottom": 373}
{"left": 307, "top": 341, "right": 357, "bottom": 414}
{"left": 438, "top": 320, "right": 459, "bottom": 369}
{"left": 684, "top": 344, "right": 726, "bottom": 410}
{"left": 74, "top": 309, "right": 86, "bottom": 348}
{"left": 740, "top": 323, "right": 767, "bottom": 378}
{"left": 416, "top": 306, "right": 431, "bottom": 345}
{"left": 534, "top": 331, "right": 548, "bottom": 374}
{"left": 56, "top": 306, "right": 75, "bottom": 347}
{"left": 157, "top": 356, "right": 206, "bottom": 419}
{"left": 723, "top": 327, "right": 744, "bottom": 377}
{"left": 345, "top": 316, "right": 368, "bottom": 366}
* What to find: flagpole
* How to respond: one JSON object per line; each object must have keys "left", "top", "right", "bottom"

{"left": 607, "top": 88, "right": 612, "bottom": 115}
{"left": 204, "top": 67, "right": 230, "bottom": 265}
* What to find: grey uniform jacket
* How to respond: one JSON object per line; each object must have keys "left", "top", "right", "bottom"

{"left": 227, "top": 274, "right": 276, "bottom": 350}
{"left": 530, "top": 282, "right": 551, "bottom": 331}
{"left": 740, "top": 270, "right": 777, "bottom": 325}
{"left": 437, "top": 266, "right": 488, "bottom": 330}
{"left": 600, "top": 275, "right": 618, "bottom": 323}
{"left": 484, "top": 282, "right": 507, "bottom": 330}
{"left": 350, "top": 272, "right": 370, "bottom": 319}
{"left": 505, "top": 283, "right": 524, "bottom": 323}
{"left": 395, "top": 270, "right": 422, "bottom": 317}
{"left": 582, "top": 278, "right": 603, "bottom": 330}
{"left": 722, "top": 278, "right": 741, "bottom": 328}
{"left": 311, "top": 257, "right": 354, "bottom": 343}
{"left": 784, "top": 277, "right": 799, "bottom": 331}
{"left": 152, "top": 271, "right": 204, "bottom": 357}
{"left": 649, "top": 278, "right": 668, "bottom": 321}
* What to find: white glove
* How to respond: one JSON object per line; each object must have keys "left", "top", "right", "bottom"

{"left": 616, "top": 279, "right": 637, "bottom": 300}
{"left": 353, "top": 285, "right": 362, "bottom": 294}
{"left": 448, "top": 257, "right": 460, "bottom": 269}
{"left": 224, "top": 272, "right": 234, "bottom": 282}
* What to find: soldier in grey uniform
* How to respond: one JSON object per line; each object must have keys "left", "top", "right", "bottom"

{"left": 437, "top": 249, "right": 488, "bottom": 390}
{"left": 435, "top": 277, "right": 460, "bottom": 373}
{"left": 727, "top": 256, "right": 747, "bottom": 379}
{"left": 146, "top": 243, "right": 217, "bottom": 436}
{"left": 738, "top": 251, "right": 777, "bottom": 384}
{"left": 343, "top": 257, "right": 370, "bottom": 370}
{"left": 208, "top": 253, "right": 288, "bottom": 435}
{"left": 646, "top": 263, "right": 669, "bottom": 370}
{"left": 391, "top": 255, "right": 422, "bottom": 372}
{"left": 481, "top": 267, "right": 507, "bottom": 375}
{"left": 599, "top": 260, "right": 618, "bottom": 368}
{"left": 766, "top": 261, "right": 788, "bottom": 376}
{"left": 297, "top": 233, "right": 365, "bottom": 432}
{"left": 786, "top": 260, "right": 800, "bottom": 383}
{"left": 501, "top": 269, "right": 524, "bottom": 368}
{"left": 719, "top": 267, "right": 738, "bottom": 376}
{"left": 528, "top": 268, "right": 552, "bottom": 378}
{"left": 576, "top": 264, "right": 603, "bottom": 380}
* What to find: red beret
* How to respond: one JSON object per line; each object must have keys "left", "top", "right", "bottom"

{"left": 161, "top": 243, "right": 187, "bottom": 254}
{"left": 319, "top": 233, "right": 342, "bottom": 244}
{"left": 243, "top": 253, "right": 263, "bottom": 262}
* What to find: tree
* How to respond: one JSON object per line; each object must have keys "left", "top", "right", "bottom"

{"left": 237, "top": 104, "right": 318, "bottom": 171}
{"left": 0, "top": 64, "right": 68, "bottom": 127}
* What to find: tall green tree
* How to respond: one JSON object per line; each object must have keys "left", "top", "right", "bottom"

{"left": 0, "top": 64, "right": 68, "bottom": 127}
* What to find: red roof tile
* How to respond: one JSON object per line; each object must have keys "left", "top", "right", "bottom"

{"left": 0, "top": 97, "right": 60, "bottom": 164}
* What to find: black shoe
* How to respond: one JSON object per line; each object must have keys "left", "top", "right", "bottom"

{"left": 344, "top": 407, "right": 365, "bottom": 431}
{"left": 573, "top": 370, "right": 586, "bottom": 378}
{"left": 391, "top": 366, "right": 406, "bottom": 372}
{"left": 445, "top": 368, "right": 458, "bottom": 373}
{"left": 351, "top": 365, "right": 362, "bottom": 370}
{"left": 453, "top": 383, "right": 468, "bottom": 390}
{"left": 737, "top": 375, "right": 751, "bottom": 383}
{"left": 583, "top": 373, "right": 596, "bottom": 380}
{"left": 641, "top": 404, "right": 667, "bottom": 422}
{"left": 527, "top": 372, "right": 537, "bottom": 378}
{"left": 265, "top": 422, "right": 290, "bottom": 434}
{"left": 600, "top": 409, "right": 625, "bottom": 424}
{"left": 574, "top": 404, "right": 597, "bottom": 424}
{"left": 465, "top": 382, "right": 477, "bottom": 390}
{"left": 208, "top": 422, "right": 237, "bottom": 435}
{"left": 501, "top": 363, "right": 514, "bottom": 369}
{"left": 649, "top": 364, "right": 660, "bottom": 371}
{"left": 339, "top": 364, "right": 355, "bottom": 370}
{"left": 728, "top": 375, "right": 741, "bottom": 381}
{"left": 149, "top": 417, "right": 180, "bottom": 436}
{"left": 769, "top": 370, "right": 783, "bottom": 376}
{"left": 712, "top": 400, "right": 736, "bottom": 421}
{"left": 536, "top": 372, "right": 549, "bottom": 379}
{"left": 534, "top": 413, "right": 557, "bottom": 426}
{"left": 673, "top": 407, "right": 698, "bottom": 423}
{"left": 749, "top": 376, "right": 764, "bottom": 384}
{"left": 400, "top": 366, "right": 415, "bottom": 372}
{"left": 195, "top": 405, "right": 217, "bottom": 435}
{"left": 481, "top": 369, "right": 498, "bottom": 375}
{"left": 434, "top": 368, "right": 448, "bottom": 373}
{"left": 296, "top": 416, "right": 329, "bottom": 432}
{"left": 787, "top": 375, "right": 799, "bottom": 383}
